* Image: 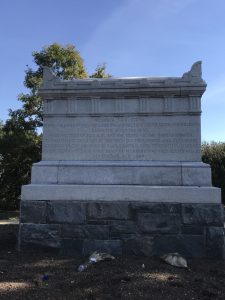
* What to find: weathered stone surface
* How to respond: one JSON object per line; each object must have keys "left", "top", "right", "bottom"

{"left": 61, "top": 225, "right": 109, "bottom": 239}
{"left": 131, "top": 202, "right": 181, "bottom": 214}
{"left": 181, "top": 225, "right": 204, "bottom": 235}
{"left": 22, "top": 185, "right": 221, "bottom": 203}
{"left": 38, "top": 63, "right": 206, "bottom": 162}
{"left": 123, "top": 237, "right": 154, "bottom": 256}
{"left": 137, "top": 213, "right": 180, "bottom": 234}
{"left": 182, "top": 204, "right": 224, "bottom": 226}
{"left": 18, "top": 200, "right": 225, "bottom": 258}
{"left": 181, "top": 164, "right": 212, "bottom": 186}
{"left": 153, "top": 235, "right": 205, "bottom": 258}
{"left": 57, "top": 165, "right": 182, "bottom": 186}
{"left": 31, "top": 164, "right": 58, "bottom": 184}
{"left": 87, "top": 202, "right": 129, "bottom": 220}
{"left": 42, "top": 115, "right": 202, "bottom": 162}
{"left": 61, "top": 239, "right": 83, "bottom": 255}
{"left": 19, "top": 224, "right": 60, "bottom": 250}
{"left": 20, "top": 201, "right": 46, "bottom": 223}
{"left": 109, "top": 221, "right": 137, "bottom": 238}
{"left": 33, "top": 161, "right": 212, "bottom": 187}
{"left": 206, "top": 227, "right": 224, "bottom": 258}
{"left": 47, "top": 201, "right": 86, "bottom": 224}
{"left": 83, "top": 240, "right": 122, "bottom": 255}
{"left": 87, "top": 220, "right": 110, "bottom": 225}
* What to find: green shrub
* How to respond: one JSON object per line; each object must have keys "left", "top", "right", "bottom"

{"left": 202, "top": 142, "right": 225, "bottom": 204}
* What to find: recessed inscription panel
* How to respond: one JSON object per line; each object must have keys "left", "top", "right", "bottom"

{"left": 42, "top": 116, "right": 201, "bottom": 161}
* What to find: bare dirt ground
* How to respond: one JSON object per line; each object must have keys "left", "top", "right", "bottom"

{"left": 1, "top": 243, "right": 225, "bottom": 299}
{"left": 0, "top": 213, "right": 225, "bottom": 300}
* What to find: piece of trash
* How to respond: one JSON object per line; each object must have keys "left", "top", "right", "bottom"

{"left": 70, "top": 280, "right": 74, "bottom": 284}
{"left": 141, "top": 263, "right": 145, "bottom": 269}
{"left": 89, "top": 251, "right": 115, "bottom": 263}
{"left": 42, "top": 274, "right": 49, "bottom": 281}
{"left": 78, "top": 251, "right": 115, "bottom": 272}
{"left": 78, "top": 264, "right": 88, "bottom": 272}
{"left": 161, "top": 253, "right": 188, "bottom": 268}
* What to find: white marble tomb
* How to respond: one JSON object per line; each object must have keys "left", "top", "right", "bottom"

{"left": 18, "top": 62, "right": 223, "bottom": 258}
{"left": 23, "top": 61, "right": 219, "bottom": 203}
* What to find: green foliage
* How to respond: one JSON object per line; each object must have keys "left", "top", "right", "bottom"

{"left": 90, "top": 63, "right": 112, "bottom": 78}
{"left": 0, "top": 126, "right": 41, "bottom": 210}
{"left": 0, "top": 43, "right": 111, "bottom": 210}
{"left": 18, "top": 43, "right": 89, "bottom": 129}
{"left": 202, "top": 142, "right": 225, "bottom": 204}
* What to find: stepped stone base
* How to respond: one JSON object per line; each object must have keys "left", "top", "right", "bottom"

{"left": 18, "top": 64, "right": 224, "bottom": 258}
{"left": 21, "top": 184, "right": 221, "bottom": 203}
{"left": 18, "top": 198, "right": 224, "bottom": 259}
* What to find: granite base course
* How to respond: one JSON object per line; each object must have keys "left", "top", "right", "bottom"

{"left": 19, "top": 200, "right": 224, "bottom": 258}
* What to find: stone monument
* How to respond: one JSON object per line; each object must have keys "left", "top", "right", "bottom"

{"left": 19, "top": 61, "right": 224, "bottom": 258}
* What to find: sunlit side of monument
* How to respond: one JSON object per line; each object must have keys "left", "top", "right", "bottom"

{"left": 18, "top": 62, "right": 224, "bottom": 258}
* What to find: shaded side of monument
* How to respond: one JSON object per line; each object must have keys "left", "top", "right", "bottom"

{"left": 18, "top": 62, "right": 224, "bottom": 258}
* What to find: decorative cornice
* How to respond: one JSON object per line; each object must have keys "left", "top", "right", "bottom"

{"left": 38, "top": 62, "right": 207, "bottom": 98}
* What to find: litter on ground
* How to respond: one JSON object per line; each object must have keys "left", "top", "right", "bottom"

{"left": 161, "top": 253, "right": 188, "bottom": 268}
{"left": 78, "top": 251, "right": 115, "bottom": 272}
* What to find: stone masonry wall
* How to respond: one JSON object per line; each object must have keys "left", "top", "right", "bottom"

{"left": 19, "top": 201, "right": 225, "bottom": 259}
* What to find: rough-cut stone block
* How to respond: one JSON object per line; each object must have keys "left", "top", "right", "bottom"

{"left": 131, "top": 202, "right": 181, "bottom": 214}
{"left": 123, "top": 237, "right": 154, "bottom": 256}
{"left": 83, "top": 240, "right": 122, "bottom": 255}
{"left": 206, "top": 227, "right": 224, "bottom": 259}
{"left": 181, "top": 225, "right": 204, "bottom": 235}
{"left": 109, "top": 221, "right": 137, "bottom": 238}
{"left": 20, "top": 201, "right": 47, "bottom": 223}
{"left": 31, "top": 164, "right": 58, "bottom": 184}
{"left": 182, "top": 164, "right": 211, "bottom": 186}
{"left": 19, "top": 223, "right": 60, "bottom": 250}
{"left": 47, "top": 201, "right": 86, "bottom": 224}
{"left": 182, "top": 204, "right": 224, "bottom": 226}
{"left": 137, "top": 213, "right": 180, "bottom": 234}
{"left": 153, "top": 235, "right": 205, "bottom": 258}
{"left": 87, "top": 202, "right": 129, "bottom": 220}
{"left": 61, "top": 225, "right": 109, "bottom": 239}
{"left": 61, "top": 239, "right": 83, "bottom": 255}
{"left": 87, "top": 220, "right": 110, "bottom": 225}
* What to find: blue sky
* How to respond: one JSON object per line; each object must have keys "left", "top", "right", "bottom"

{"left": 0, "top": 0, "right": 225, "bottom": 142}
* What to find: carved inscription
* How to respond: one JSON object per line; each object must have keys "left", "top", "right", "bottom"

{"left": 42, "top": 116, "right": 201, "bottom": 161}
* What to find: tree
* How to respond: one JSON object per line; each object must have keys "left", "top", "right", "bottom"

{"left": 14, "top": 43, "right": 89, "bottom": 130}
{"left": 90, "top": 63, "right": 111, "bottom": 78}
{"left": 0, "top": 125, "right": 42, "bottom": 210}
{"left": 0, "top": 43, "right": 111, "bottom": 210}
{"left": 202, "top": 142, "right": 225, "bottom": 204}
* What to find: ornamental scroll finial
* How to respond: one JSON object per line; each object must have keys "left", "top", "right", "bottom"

{"left": 41, "top": 66, "right": 60, "bottom": 88}
{"left": 182, "top": 61, "right": 203, "bottom": 82}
